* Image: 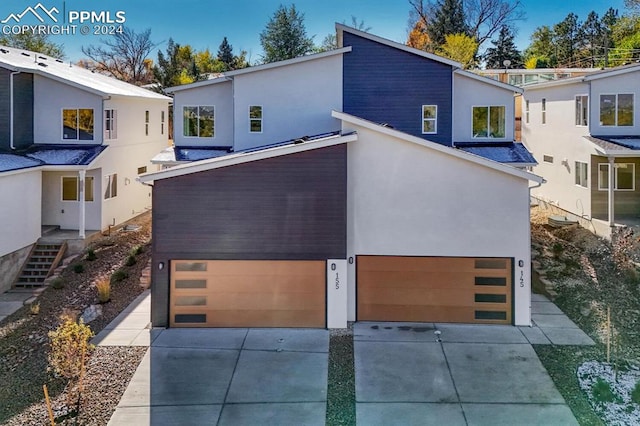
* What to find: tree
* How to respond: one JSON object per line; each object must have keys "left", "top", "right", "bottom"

{"left": 437, "top": 33, "right": 478, "bottom": 68}
{"left": 407, "top": 0, "right": 524, "bottom": 53}
{"left": 152, "top": 38, "right": 202, "bottom": 91}
{"left": 407, "top": 17, "right": 432, "bottom": 51}
{"left": 553, "top": 13, "right": 581, "bottom": 66}
{"left": 0, "top": 31, "right": 64, "bottom": 58}
{"left": 483, "top": 25, "right": 522, "bottom": 68}
{"left": 81, "top": 27, "right": 156, "bottom": 85}
{"left": 427, "top": 0, "right": 469, "bottom": 48}
{"left": 317, "top": 16, "right": 370, "bottom": 53}
{"left": 260, "top": 5, "right": 314, "bottom": 63}
{"left": 217, "top": 37, "right": 234, "bottom": 71}
{"left": 524, "top": 25, "right": 556, "bottom": 67}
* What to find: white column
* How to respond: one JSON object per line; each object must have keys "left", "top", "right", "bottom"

{"left": 78, "top": 169, "right": 86, "bottom": 239}
{"left": 608, "top": 157, "right": 615, "bottom": 229}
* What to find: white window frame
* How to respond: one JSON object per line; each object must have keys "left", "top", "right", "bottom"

{"left": 145, "top": 110, "right": 150, "bottom": 136}
{"left": 541, "top": 98, "right": 546, "bottom": 124}
{"left": 543, "top": 155, "right": 553, "bottom": 163}
{"left": 249, "top": 105, "right": 263, "bottom": 133}
{"left": 161, "top": 110, "right": 165, "bottom": 135}
{"left": 472, "top": 105, "right": 506, "bottom": 139}
{"left": 575, "top": 95, "right": 588, "bottom": 127}
{"left": 525, "top": 100, "right": 530, "bottom": 124}
{"left": 62, "top": 108, "right": 95, "bottom": 141}
{"left": 104, "top": 109, "right": 117, "bottom": 140}
{"left": 61, "top": 176, "right": 94, "bottom": 202}
{"left": 575, "top": 161, "right": 588, "bottom": 188}
{"left": 599, "top": 93, "right": 634, "bottom": 127}
{"left": 421, "top": 105, "right": 437, "bottom": 134}
{"left": 598, "top": 163, "right": 635, "bottom": 191}
{"left": 183, "top": 105, "right": 215, "bottom": 138}
{"left": 104, "top": 173, "right": 118, "bottom": 200}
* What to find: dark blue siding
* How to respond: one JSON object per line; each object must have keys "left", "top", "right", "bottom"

{"left": 343, "top": 32, "right": 453, "bottom": 146}
{"left": 0, "top": 68, "right": 33, "bottom": 151}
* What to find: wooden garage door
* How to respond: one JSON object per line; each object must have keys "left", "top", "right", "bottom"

{"left": 170, "top": 260, "right": 326, "bottom": 327}
{"left": 357, "top": 256, "right": 512, "bottom": 324}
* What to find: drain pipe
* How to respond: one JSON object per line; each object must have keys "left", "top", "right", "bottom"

{"left": 9, "top": 71, "right": 21, "bottom": 150}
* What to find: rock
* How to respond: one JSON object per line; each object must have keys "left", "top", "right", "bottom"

{"left": 81, "top": 304, "right": 103, "bottom": 323}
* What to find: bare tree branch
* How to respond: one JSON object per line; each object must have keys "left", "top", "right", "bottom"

{"left": 466, "top": 0, "right": 525, "bottom": 46}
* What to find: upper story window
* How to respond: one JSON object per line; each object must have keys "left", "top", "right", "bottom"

{"left": 184, "top": 106, "right": 214, "bottom": 137}
{"left": 145, "top": 110, "right": 150, "bottom": 136}
{"left": 508, "top": 75, "right": 523, "bottom": 86}
{"left": 104, "top": 109, "right": 117, "bottom": 139}
{"left": 600, "top": 94, "right": 633, "bottom": 126}
{"left": 62, "top": 176, "right": 94, "bottom": 201}
{"left": 525, "top": 100, "right": 530, "bottom": 124}
{"left": 422, "top": 105, "right": 437, "bottom": 134}
{"left": 472, "top": 106, "right": 505, "bottom": 138}
{"left": 161, "top": 110, "right": 165, "bottom": 135}
{"left": 63, "top": 109, "right": 94, "bottom": 140}
{"left": 249, "top": 106, "right": 263, "bottom": 133}
{"left": 575, "top": 96, "right": 588, "bottom": 126}
{"left": 541, "top": 98, "right": 546, "bottom": 124}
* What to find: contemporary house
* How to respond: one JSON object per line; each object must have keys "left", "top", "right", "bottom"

{"left": 0, "top": 45, "right": 171, "bottom": 292}
{"left": 522, "top": 64, "right": 640, "bottom": 236}
{"left": 140, "top": 25, "right": 542, "bottom": 329}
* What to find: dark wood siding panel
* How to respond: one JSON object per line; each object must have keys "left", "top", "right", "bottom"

{"left": 343, "top": 32, "right": 453, "bottom": 145}
{"left": 154, "top": 144, "right": 347, "bottom": 260}
{"left": 0, "top": 68, "right": 10, "bottom": 150}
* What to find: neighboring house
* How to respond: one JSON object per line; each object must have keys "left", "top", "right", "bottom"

{"left": 140, "top": 25, "right": 543, "bottom": 329}
{"left": 0, "top": 45, "right": 171, "bottom": 292}
{"left": 522, "top": 63, "right": 640, "bottom": 236}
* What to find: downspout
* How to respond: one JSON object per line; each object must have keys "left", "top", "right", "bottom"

{"left": 527, "top": 178, "right": 545, "bottom": 326}
{"left": 9, "top": 71, "right": 21, "bottom": 150}
{"left": 608, "top": 156, "right": 615, "bottom": 229}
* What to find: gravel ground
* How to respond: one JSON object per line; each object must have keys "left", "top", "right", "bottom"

{"left": 0, "top": 213, "right": 151, "bottom": 425}
{"left": 326, "top": 324, "right": 356, "bottom": 426}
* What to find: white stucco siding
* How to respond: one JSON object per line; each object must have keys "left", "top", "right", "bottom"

{"left": 522, "top": 83, "right": 594, "bottom": 217}
{"left": 233, "top": 55, "right": 342, "bottom": 151}
{"left": 453, "top": 73, "right": 516, "bottom": 142}
{"left": 172, "top": 81, "right": 233, "bottom": 147}
{"left": 41, "top": 169, "right": 102, "bottom": 230}
{"left": 94, "top": 97, "right": 168, "bottom": 230}
{"left": 590, "top": 73, "right": 640, "bottom": 136}
{"left": 33, "top": 74, "right": 103, "bottom": 144}
{"left": 0, "top": 169, "right": 41, "bottom": 257}
{"left": 345, "top": 124, "right": 532, "bottom": 325}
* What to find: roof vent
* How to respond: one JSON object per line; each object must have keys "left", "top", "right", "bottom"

{"left": 0, "top": 48, "right": 8, "bottom": 54}
{"left": 21, "top": 52, "right": 29, "bottom": 57}
{"left": 37, "top": 62, "right": 48, "bottom": 67}
{"left": 38, "top": 56, "right": 47, "bottom": 60}
{"left": 55, "top": 59, "right": 63, "bottom": 63}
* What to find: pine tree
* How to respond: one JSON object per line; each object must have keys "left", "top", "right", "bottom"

{"left": 217, "top": 37, "right": 234, "bottom": 71}
{"left": 426, "top": 0, "right": 469, "bottom": 49}
{"left": 484, "top": 26, "right": 522, "bottom": 68}
{"left": 259, "top": 5, "right": 314, "bottom": 63}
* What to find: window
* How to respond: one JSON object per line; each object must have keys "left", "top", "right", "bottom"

{"left": 421, "top": 105, "right": 437, "bottom": 134}
{"left": 104, "top": 109, "right": 117, "bottom": 139}
{"left": 137, "top": 166, "right": 147, "bottom": 175}
{"left": 543, "top": 155, "right": 553, "bottom": 163}
{"left": 63, "top": 109, "right": 94, "bottom": 140}
{"left": 541, "top": 98, "right": 546, "bottom": 124}
{"left": 249, "top": 105, "right": 262, "bottom": 133}
{"left": 600, "top": 94, "right": 633, "bottom": 126}
{"left": 145, "top": 110, "right": 150, "bottom": 136}
{"left": 525, "top": 100, "right": 530, "bottom": 124}
{"left": 183, "top": 106, "right": 214, "bottom": 137}
{"left": 508, "top": 74, "right": 523, "bottom": 86}
{"left": 575, "top": 161, "right": 588, "bottom": 187}
{"left": 61, "top": 176, "right": 94, "bottom": 201}
{"left": 598, "top": 163, "right": 635, "bottom": 191}
{"left": 575, "top": 96, "right": 588, "bottom": 126}
{"left": 472, "top": 106, "right": 505, "bottom": 138}
{"left": 161, "top": 110, "right": 165, "bottom": 135}
{"left": 104, "top": 174, "right": 118, "bottom": 199}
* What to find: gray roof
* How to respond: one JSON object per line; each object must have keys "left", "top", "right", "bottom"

{"left": 0, "top": 45, "right": 170, "bottom": 100}
{"left": 586, "top": 136, "right": 640, "bottom": 153}
{"left": 0, "top": 145, "right": 107, "bottom": 173}
{"left": 0, "top": 153, "right": 41, "bottom": 172}
{"left": 455, "top": 142, "right": 537, "bottom": 165}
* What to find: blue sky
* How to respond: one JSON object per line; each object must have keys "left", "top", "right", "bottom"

{"left": 0, "top": 0, "right": 629, "bottom": 63}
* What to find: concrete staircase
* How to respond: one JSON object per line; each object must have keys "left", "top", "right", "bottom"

{"left": 14, "top": 242, "right": 67, "bottom": 288}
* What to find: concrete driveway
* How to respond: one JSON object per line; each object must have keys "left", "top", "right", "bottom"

{"left": 109, "top": 328, "right": 329, "bottom": 426}
{"left": 354, "top": 322, "right": 580, "bottom": 426}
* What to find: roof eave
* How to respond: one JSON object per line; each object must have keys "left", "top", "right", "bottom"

{"left": 455, "top": 69, "right": 523, "bottom": 93}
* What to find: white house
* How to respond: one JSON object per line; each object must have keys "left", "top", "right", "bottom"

{"left": 0, "top": 45, "right": 171, "bottom": 292}
{"left": 522, "top": 63, "right": 640, "bottom": 236}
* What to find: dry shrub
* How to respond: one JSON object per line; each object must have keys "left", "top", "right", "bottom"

{"left": 96, "top": 278, "right": 111, "bottom": 304}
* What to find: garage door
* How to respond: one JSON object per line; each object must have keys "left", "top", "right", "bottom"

{"left": 170, "top": 260, "right": 326, "bottom": 327}
{"left": 357, "top": 256, "right": 512, "bottom": 324}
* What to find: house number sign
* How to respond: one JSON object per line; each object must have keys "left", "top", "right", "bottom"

{"left": 519, "top": 270, "right": 524, "bottom": 287}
